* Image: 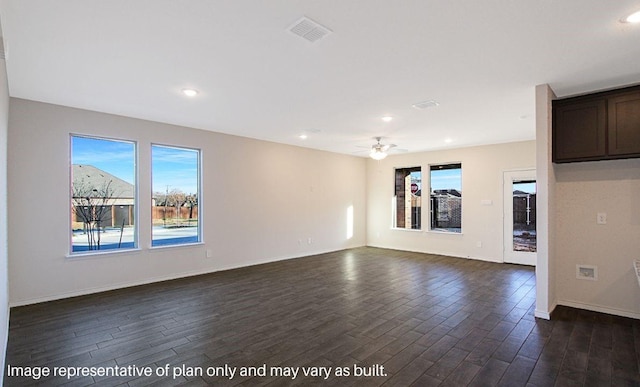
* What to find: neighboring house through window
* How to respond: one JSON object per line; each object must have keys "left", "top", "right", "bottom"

{"left": 71, "top": 135, "right": 137, "bottom": 253}
{"left": 430, "top": 163, "right": 462, "bottom": 233}
{"left": 394, "top": 167, "right": 422, "bottom": 230}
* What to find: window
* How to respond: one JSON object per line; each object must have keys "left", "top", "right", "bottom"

{"left": 71, "top": 135, "right": 136, "bottom": 252}
{"left": 430, "top": 163, "right": 462, "bottom": 233}
{"left": 151, "top": 145, "right": 200, "bottom": 246}
{"left": 394, "top": 167, "right": 422, "bottom": 229}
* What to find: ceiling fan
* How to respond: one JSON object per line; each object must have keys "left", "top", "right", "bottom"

{"left": 369, "top": 137, "right": 396, "bottom": 160}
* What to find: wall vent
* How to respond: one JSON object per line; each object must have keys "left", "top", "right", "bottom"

{"left": 288, "top": 17, "right": 332, "bottom": 43}
{"left": 576, "top": 265, "right": 597, "bottom": 281}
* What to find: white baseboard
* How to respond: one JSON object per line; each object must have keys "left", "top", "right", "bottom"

{"left": 9, "top": 247, "right": 353, "bottom": 307}
{"left": 558, "top": 299, "right": 640, "bottom": 320}
{"left": 10, "top": 267, "right": 219, "bottom": 307}
{"left": 534, "top": 299, "right": 558, "bottom": 320}
{"left": 365, "top": 244, "right": 503, "bottom": 263}
{"left": 534, "top": 309, "right": 551, "bottom": 320}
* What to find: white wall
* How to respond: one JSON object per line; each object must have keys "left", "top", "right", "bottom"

{"left": 0, "top": 50, "right": 10, "bottom": 382}
{"left": 534, "top": 84, "right": 557, "bottom": 319}
{"left": 7, "top": 98, "right": 367, "bottom": 305}
{"left": 555, "top": 159, "right": 640, "bottom": 318}
{"left": 366, "top": 140, "right": 536, "bottom": 261}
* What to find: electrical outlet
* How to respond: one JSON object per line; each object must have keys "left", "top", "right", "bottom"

{"left": 206, "top": 249, "right": 212, "bottom": 259}
{"left": 307, "top": 237, "right": 312, "bottom": 244}
{"left": 597, "top": 213, "right": 607, "bottom": 225}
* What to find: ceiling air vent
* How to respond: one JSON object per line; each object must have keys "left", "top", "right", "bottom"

{"left": 288, "top": 17, "right": 332, "bottom": 43}
{"left": 412, "top": 100, "right": 440, "bottom": 109}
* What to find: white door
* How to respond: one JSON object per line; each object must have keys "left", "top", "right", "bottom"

{"left": 503, "top": 170, "right": 537, "bottom": 266}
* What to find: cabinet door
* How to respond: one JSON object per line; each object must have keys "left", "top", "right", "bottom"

{"left": 553, "top": 99, "right": 606, "bottom": 162}
{"left": 608, "top": 91, "right": 640, "bottom": 156}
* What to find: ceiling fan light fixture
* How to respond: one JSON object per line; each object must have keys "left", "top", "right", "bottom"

{"left": 370, "top": 148, "right": 387, "bottom": 160}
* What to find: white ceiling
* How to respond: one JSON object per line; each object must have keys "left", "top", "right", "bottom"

{"left": 1, "top": 1, "right": 639, "bottom": 156}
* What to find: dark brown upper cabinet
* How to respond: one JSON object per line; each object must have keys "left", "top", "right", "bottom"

{"left": 608, "top": 90, "right": 640, "bottom": 157}
{"left": 552, "top": 85, "right": 640, "bottom": 163}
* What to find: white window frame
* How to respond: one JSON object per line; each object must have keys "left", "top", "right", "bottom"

{"left": 69, "top": 134, "right": 139, "bottom": 256}
{"left": 428, "top": 162, "right": 462, "bottom": 234}
{"left": 392, "top": 166, "right": 422, "bottom": 231}
{"left": 150, "top": 143, "right": 202, "bottom": 248}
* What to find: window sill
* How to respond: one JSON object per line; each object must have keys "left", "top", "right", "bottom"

{"left": 390, "top": 227, "right": 423, "bottom": 232}
{"left": 67, "top": 247, "right": 142, "bottom": 259}
{"left": 149, "top": 241, "right": 204, "bottom": 251}
{"left": 427, "top": 229, "right": 463, "bottom": 235}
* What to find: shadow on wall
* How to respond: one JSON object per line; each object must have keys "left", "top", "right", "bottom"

{"left": 555, "top": 158, "right": 640, "bottom": 227}
{"left": 554, "top": 158, "right": 640, "bottom": 183}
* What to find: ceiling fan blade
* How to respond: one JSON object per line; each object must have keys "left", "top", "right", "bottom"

{"left": 382, "top": 144, "right": 396, "bottom": 151}
{"left": 355, "top": 138, "right": 401, "bottom": 156}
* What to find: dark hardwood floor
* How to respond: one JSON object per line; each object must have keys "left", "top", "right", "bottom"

{"left": 4, "top": 247, "right": 640, "bottom": 386}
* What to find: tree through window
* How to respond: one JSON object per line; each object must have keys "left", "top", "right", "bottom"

{"left": 71, "top": 135, "right": 136, "bottom": 252}
{"left": 152, "top": 144, "right": 201, "bottom": 246}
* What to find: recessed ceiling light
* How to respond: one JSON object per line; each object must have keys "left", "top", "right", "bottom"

{"left": 298, "top": 134, "right": 308, "bottom": 140}
{"left": 621, "top": 10, "right": 640, "bottom": 23}
{"left": 444, "top": 138, "right": 453, "bottom": 143}
{"left": 182, "top": 88, "right": 199, "bottom": 97}
{"left": 381, "top": 116, "right": 393, "bottom": 122}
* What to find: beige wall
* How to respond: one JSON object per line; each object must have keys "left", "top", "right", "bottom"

{"left": 7, "top": 87, "right": 640, "bottom": 323}
{"left": 366, "top": 140, "right": 536, "bottom": 262}
{"left": 7, "top": 98, "right": 367, "bottom": 305}
{"left": 0, "top": 56, "right": 9, "bottom": 380}
{"left": 555, "top": 159, "right": 640, "bottom": 318}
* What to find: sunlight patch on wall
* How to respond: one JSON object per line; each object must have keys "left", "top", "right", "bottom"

{"left": 346, "top": 205, "right": 354, "bottom": 240}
